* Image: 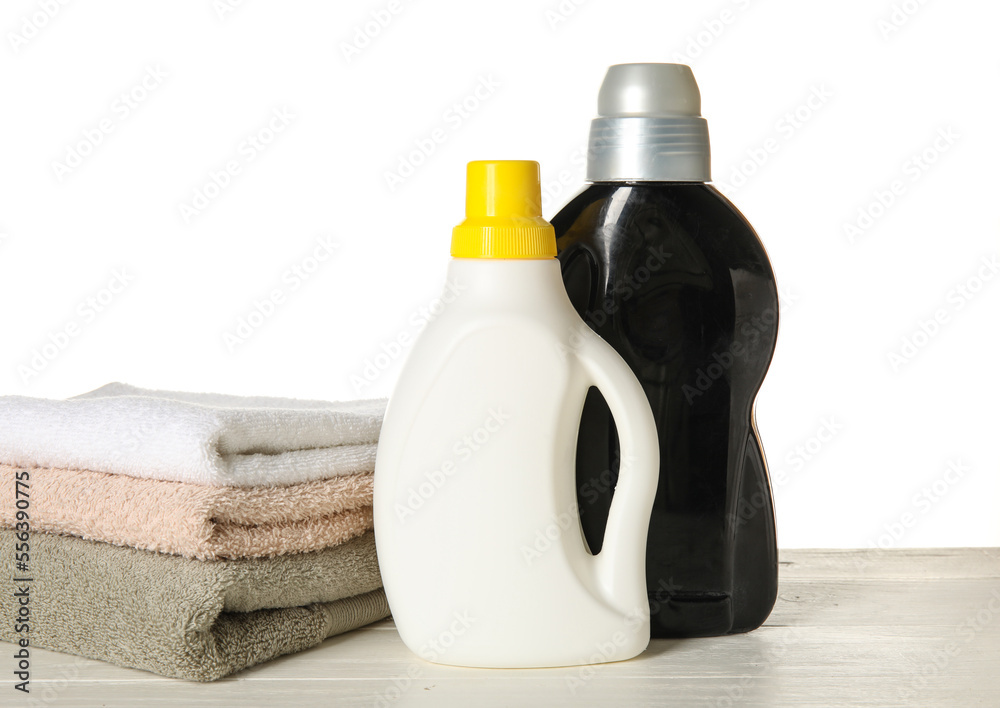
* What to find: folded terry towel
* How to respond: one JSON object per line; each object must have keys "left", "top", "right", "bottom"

{"left": 0, "top": 383, "right": 386, "bottom": 486}
{"left": 0, "top": 530, "right": 389, "bottom": 681}
{"left": 0, "top": 463, "right": 374, "bottom": 560}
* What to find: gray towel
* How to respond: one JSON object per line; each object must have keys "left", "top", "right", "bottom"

{"left": 0, "top": 530, "right": 389, "bottom": 681}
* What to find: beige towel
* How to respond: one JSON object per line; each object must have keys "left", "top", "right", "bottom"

{"left": 0, "top": 463, "right": 373, "bottom": 560}
{"left": 0, "top": 530, "right": 388, "bottom": 681}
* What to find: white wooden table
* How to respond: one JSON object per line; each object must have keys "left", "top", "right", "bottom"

{"left": 6, "top": 549, "right": 999, "bottom": 707}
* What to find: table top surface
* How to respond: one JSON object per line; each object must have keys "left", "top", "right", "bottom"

{"left": 5, "top": 548, "right": 999, "bottom": 707}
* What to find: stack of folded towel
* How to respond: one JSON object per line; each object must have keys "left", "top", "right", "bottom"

{"left": 0, "top": 383, "right": 389, "bottom": 681}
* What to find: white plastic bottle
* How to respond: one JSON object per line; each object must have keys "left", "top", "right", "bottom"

{"left": 373, "top": 160, "right": 660, "bottom": 668}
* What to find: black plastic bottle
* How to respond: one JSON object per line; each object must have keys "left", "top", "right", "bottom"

{"left": 552, "top": 64, "right": 779, "bottom": 638}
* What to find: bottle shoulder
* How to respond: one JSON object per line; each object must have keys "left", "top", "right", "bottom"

{"left": 553, "top": 182, "right": 776, "bottom": 291}
{"left": 553, "top": 183, "right": 761, "bottom": 243}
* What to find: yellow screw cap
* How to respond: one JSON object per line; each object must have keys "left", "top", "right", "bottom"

{"left": 451, "top": 160, "right": 557, "bottom": 259}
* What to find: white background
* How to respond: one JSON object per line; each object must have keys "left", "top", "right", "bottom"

{"left": 1, "top": 0, "right": 997, "bottom": 548}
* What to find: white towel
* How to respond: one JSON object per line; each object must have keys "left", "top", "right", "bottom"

{"left": 0, "top": 383, "right": 386, "bottom": 487}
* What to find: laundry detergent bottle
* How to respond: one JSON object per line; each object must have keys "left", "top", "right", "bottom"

{"left": 374, "top": 160, "right": 660, "bottom": 668}
{"left": 552, "top": 64, "right": 780, "bottom": 638}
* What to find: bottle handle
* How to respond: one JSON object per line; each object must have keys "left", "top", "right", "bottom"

{"left": 574, "top": 331, "right": 660, "bottom": 617}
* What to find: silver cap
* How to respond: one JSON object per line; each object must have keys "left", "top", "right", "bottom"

{"left": 586, "top": 63, "right": 711, "bottom": 183}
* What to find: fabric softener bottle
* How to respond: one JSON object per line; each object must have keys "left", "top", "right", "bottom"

{"left": 375, "top": 160, "right": 661, "bottom": 667}
{"left": 552, "top": 63, "right": 779, "bottom": 637}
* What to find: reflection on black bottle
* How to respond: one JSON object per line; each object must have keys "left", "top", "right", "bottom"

{"left": 555, "top": 182, "right": 778, "bottom": 638}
